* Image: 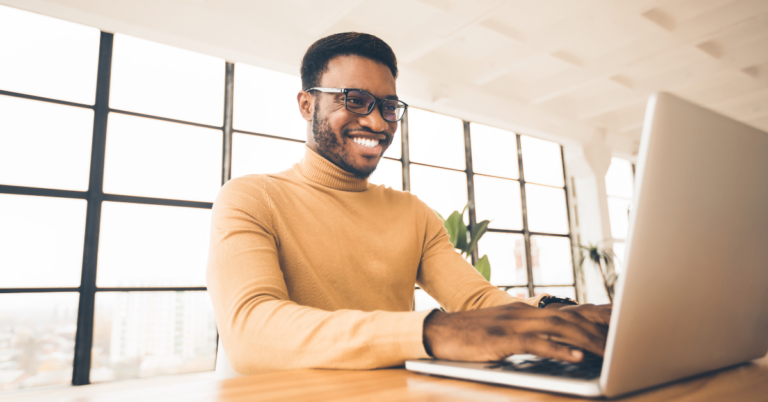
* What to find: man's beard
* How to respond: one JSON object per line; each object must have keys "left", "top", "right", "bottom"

{"left": 312, "top": 105, "right": 382, "bottom": 179}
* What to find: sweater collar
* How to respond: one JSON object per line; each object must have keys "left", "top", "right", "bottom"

{"left": 298, "top": 145, "right": 369, "bottom": 192}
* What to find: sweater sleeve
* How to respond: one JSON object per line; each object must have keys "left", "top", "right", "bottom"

{"left": 415, "top": 200, "right": 548, "bottom": 312}
{"left": 206, "top": 176, "right": 431, "bottom": 374}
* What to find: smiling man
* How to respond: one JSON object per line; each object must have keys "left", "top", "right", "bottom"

{"left": 207, "top": 32, "right": 611, "bottom": 375}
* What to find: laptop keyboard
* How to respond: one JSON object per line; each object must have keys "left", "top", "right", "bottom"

{"left": 484, "top": 351, "right": 603, "bottom": 380}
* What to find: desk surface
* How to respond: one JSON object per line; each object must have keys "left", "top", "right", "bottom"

{"left": 71, "top": 354, "right": 768, "bottom": 402}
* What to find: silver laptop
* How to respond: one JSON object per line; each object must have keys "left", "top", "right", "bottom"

{"left": 406, "top": 92, "right": 768, "bottom": 398}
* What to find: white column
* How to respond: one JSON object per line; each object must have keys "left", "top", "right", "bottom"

{"left": 563, "top": 129, "right": 613, "bottom": 304}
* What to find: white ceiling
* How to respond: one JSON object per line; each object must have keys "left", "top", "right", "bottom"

{"left": 4, "top": 0, "right": 767, "bottom": 156}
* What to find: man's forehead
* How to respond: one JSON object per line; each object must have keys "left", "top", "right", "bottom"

{"left": 320, "top": 55, "right": 397, "bottom": 98}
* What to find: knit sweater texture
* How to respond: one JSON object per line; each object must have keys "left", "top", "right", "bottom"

{"left": 207, "top": 146, "right": 546, "bottom": 374}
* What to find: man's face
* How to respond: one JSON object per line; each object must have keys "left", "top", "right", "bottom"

{"left": 301, "top": 55, "right": 398, "bottom": 179}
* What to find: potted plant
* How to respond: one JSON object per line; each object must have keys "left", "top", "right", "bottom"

{"left": 575, "top": 242, "right": 617, "bottom": 303}
{"left": 435, "top": 205, "right": 492, "bottom": 281}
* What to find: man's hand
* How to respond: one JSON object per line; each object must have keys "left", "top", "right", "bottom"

{"left": 423, "top": 302, "right": 612, "bottom": 363}
{"left": 544, "top": 302, "right": 612, "bottom": 326}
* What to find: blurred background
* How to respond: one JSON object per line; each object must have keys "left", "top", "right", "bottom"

{"left": 1, "top": 0, "right": 765, "bottom": 393}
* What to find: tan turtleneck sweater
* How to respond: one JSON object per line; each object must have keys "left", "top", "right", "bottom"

{"left": 207, "top": 146, "right": 546, "bottom": 374}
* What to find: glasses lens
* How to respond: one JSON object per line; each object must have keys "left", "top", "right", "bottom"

{"left": 381, "top": 100, "right": 404, "bottom": 122}
{"left": 345, "top": 90, "right": 375, "bottom": 114}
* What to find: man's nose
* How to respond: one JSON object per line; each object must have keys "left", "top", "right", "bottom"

{"left": 359, "top": 103, "right": 389, "bottom": 133}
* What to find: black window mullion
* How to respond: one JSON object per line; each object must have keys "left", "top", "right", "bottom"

{"left": 222, "top": 62, "right": 234, "bottom": 185}
{"left": 72, "top": 31, "right": 113, "bottom": 386}
{"left": 463, "top": 121, "right": 478, "bottom": 264}
{"left": 561, "top": 145, "right": 579, "bottom": 300}
{"left": 401, "top": 109, "right": 411, "bottom": 192}
{"left": 0, "top": 184, "right": 87, "bottom": 200}
{"left": 516, "top": 134, "right": 535, "bottom": 298}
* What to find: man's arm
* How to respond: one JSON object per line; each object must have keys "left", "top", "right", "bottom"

{"left": 207, "top": 176, "right": 431, "bottom": 373}
{"left": 416, "top": 202, "right": 612, "bottom": 362}
{"left": 415, "top": 202, "right": 545, "bottom": 311}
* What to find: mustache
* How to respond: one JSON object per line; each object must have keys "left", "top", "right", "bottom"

{"left": 343, "top": 127, "right": 390, "bottom": 142}
{"left": 343, "top": 126, "right": 388, "bottom": 136}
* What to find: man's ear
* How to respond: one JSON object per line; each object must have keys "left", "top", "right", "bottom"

{"left": 298, "top": 90, "right": 313, "bottom": 121}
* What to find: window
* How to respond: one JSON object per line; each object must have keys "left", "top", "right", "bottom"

{"left": 605, "top": 157, "right": 635, "bottom": 269}
{"left": 1, "top": 4, "right": 576, "bottom": 389}
{"left": 411, "top": 118, "right": 576, "bottom": 311}
{"left": 0, "top": 7, "right": 221, "bottom": 390}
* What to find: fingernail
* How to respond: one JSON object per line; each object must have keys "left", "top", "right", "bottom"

{"left": 570, "top": 350, "right": 583, "bottom": 359}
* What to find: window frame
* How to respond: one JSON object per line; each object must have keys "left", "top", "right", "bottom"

{"left": 0, "top": 31, "right": 578, "bottom": 387}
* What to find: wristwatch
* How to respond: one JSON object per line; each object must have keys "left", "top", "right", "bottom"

{"left": 538, "top": 295, "right": 578, "bottom": 308}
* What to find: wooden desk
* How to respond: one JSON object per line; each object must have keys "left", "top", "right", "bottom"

{"left": 70, "top": 354, "right": 768, "bottom": 401}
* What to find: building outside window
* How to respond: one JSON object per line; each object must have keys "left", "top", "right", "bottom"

{"left": 0, "top": 4, "right": 577, "bottom": 391}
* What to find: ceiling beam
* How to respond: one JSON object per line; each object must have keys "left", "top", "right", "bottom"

{"left": 711, "top": 86, "right": 768, "bottom": 121}
{"left": 576, "top": 27, "right": 768, "bottom": 119}
{"left": 397, "top": 0, "right": 505, "bottom": 64}
{"left": 471, "top": 0, "right": 660, "bottom": 86}
{"left": 528, "top": 0, "right": 768, "bottom": 105}
{"left": 305, "top": 0, "right": 364, "bottom": 36}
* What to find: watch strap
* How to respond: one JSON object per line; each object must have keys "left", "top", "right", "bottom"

{"left": 538, "top": 295, "right": 578, "bottom": 308}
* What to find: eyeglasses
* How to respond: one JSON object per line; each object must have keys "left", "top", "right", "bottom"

{"left": 306, "top": 87, "right": 408, "bottom": 122}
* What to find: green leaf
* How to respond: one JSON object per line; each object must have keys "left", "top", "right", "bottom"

{"left": 460, "top": 202, "right": 469, "bottom": 216}
{"left": 443, "top": 211, "right": 463, "bottom": 248}
{"left": 466, "top": 220, "right": 490, "bottom": 256}
{"left": 474, "top": 254, "right": 491, "bottom": 281}
{"left": 455, "top": 215, "right": 468, "bottom": 252}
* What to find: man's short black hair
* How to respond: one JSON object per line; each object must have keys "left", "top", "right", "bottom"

{"left": 300, "top": 32, "right": 398, "bottom": 90}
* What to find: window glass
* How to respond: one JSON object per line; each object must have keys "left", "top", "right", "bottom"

{"left": 110, "top": 34, "right": 224, "bottom": 126}
{"left": 608, "top": 197, "right": 631, "bottom": 240}
{"left": 231, "top": 134, "right": 305, "bottom": 179}
{"left": 473, "top": 175, "right": 523, "bottom": 230}
{"left": 233, "top": 63, "right": 304, "bottom": 140}
{"left": 470, "top": 123, "right": 519, "bottom": 179}
{"left": 521, "top": 136, "right": 564, "bottom": 187}
{"left": 534, "top": 286, "right": 576, "bottom": 299}
{"left": 413, "top": 289, "right": 441, "bottom": 312}
{"left": 605, "top": 157, "right": 634, "bottom": 198}
{"left": 0, "top": 292, "right": 79, "bottom": 391}
{"left": 525, "top": 184, "right": 569, "bottom": 234}
{"left": 0, "top": 194, "right": 86, "bottom": 288}
{"left": 0, "top": 5, "right": 100, "bottom": 104}
{"left": 383, "top": 122, "right": 402, "bottom": 159}
{"left": 506, "top": 287, "right": 530, "bottom": 299}
{"left": 407, "top": 108, "right": 465, "bottom": 170}
{"left": 530, "top": 235, "right": 574, "bottom": 285}
{"left": 96, "top": 203, "right": 211, "bottom": 287}
{"left": 478, "top": 232, "right": 527, "bottom": 286}
{"left": 103, "top": 113, "right": 222, "bottom": 202}
{"left": 409, "top": 164, "right": 467, "bottom": 218}
{"left": 0, "top": 96, "right": 93, "bottom": 191}
{"left": 90, "top": 291, "right": 216, "bottom": 383}
{"left": 369, "top": 159, "right": 403, "bottom": 191}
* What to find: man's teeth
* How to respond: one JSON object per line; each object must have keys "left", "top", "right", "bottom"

{"left": 353, "top": 137, "right": 379, "bottom": 148}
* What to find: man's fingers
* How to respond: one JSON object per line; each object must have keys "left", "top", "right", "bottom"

{"left": 562, "top": 304, "right": 612, "bottom": 326}
{"left": 511, "top": 315, "right": 606, "bottom": 356}
{"left": 549, "top": 309, "right": 608, "bottom": 340}
{"left": 516, "top": 334, "right": 584, "bottom": 363}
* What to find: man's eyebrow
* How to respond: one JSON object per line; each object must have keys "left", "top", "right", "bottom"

{"left": 349, "top": 88, "right": 398, "bottom": 100}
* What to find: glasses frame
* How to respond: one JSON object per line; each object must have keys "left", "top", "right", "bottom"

{"left": 306, "top": 87, "right": 408, "bottom": 122}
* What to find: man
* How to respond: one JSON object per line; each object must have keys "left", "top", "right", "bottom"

{"left": 207, "top": 32, "right": 611, "bottom": 375}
